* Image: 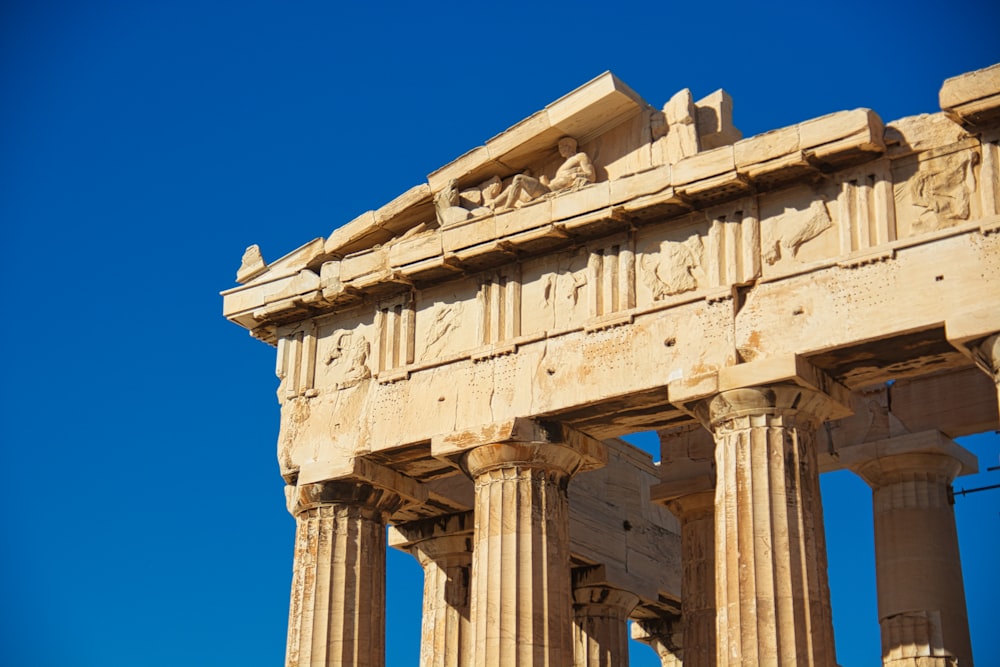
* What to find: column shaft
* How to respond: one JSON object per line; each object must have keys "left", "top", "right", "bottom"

{"left": 414, "top": 536, "right": 472, "bottom": 667}
{"left": 701, "top": 386, "right": 837, "bottom": 667}
{"left": 856, "top": 452, "right": 973, "bottom": 667}
{"left": 286, "top": 482, "right": 401, "bottom": 667}
{"left": 466, "top": 442, "right": 583, "bottom": 667}
{"left": 572, "top": 585, "right": 638, "bottom": 667}
{"left": 667, "top": 490, "right": 715, "bottom": 667}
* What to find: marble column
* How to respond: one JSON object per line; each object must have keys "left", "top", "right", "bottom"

{"left": 630, "top": 617, "right": 683, "bottom": 667}
{"left": 572, "top": 578, "right": 639, "bottom": 667}
{"left": 389, "top": 513, "right": 474, "bottom": 667}
{"left": 285, "top": 480, "right": 403, "bottom": 667}
{"left": 696, "top": 385, "right": 838, "bottom": 667}
{"left": 853, "top": 444, "right": 974, "bottom": 667}
{"left": 666, "top": 490, "right": 716, "bottom": 667}
{"left": 465, "top": 441, "right": 585, "bottom": 666}
{"left": 654, "top": 424, "right": 717, "bottom": 667}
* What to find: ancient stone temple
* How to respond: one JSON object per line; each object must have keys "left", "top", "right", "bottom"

{"left": 223, "top": 63, "right": 1000, "bottom": 666}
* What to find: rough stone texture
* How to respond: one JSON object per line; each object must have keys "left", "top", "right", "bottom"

{"left": 571, "top": 578, "right": 638, "bottom": 667}
{"left": 697, "top": 386, "right": 838, "bottom": 667}
{"left": 223, "top": 65, "right": 1000, "bottom": 667}
{"left": 465, "top": 442, "right": 588, "bottom": 666}
{"left": 285, "top": 482, "right": 403, "bottom": 667}
{"left": 853, "top": 437, "right": 975, "bottom": 667}
{"left": 388, "top": 513, "right": 473, "bottom": 667}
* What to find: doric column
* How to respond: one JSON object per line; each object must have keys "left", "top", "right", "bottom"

{"left": 695, "top": 385, "right": 838, "bottom": 667}
{"left": 851, "top": 434, "right": 976, "bottom": 667}
{"left": 667, "top": 491, "right": 715, "bottom": 667}
{"left": 464, "top": 441, "right": 586, "bottom": 666}
{"left": 571, "top": 567, "right": 639, "bottom": 667}
{"left": 652, "top": 424, "right": 716, "bottom": 667}
{"left": 388, "top": 513, "right": 474, "bottom": 667}
{"left": 630, "top": 617, "right": 683, "bottom": 667}
{"left": 285, "top": 480, "right": 404, "bottom": 667}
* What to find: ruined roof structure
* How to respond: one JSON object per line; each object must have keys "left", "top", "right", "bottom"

{"left": 223, "top": 63, "right": 1000, "bottom": 667}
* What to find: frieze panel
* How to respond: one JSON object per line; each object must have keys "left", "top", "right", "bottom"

{"left": 413, "top": 281, "right": 479, "bottom": 364}
{"left": 759, "top": 182, "right": 841, "bottom": 272}
{"left": 893, "top": 147, "right": 981, "bottom": 238}
{"left": 522, "top": 247, "right": 592, "bottom": 336}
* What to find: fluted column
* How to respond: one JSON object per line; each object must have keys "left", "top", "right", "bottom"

{"left": 853, "top": 446, "right": 974, "bottom": 667}
{"left": 389, "top": 513, "right": 474, "bottom": 667}
{"left": 667, "top": 490, "right": 716, "bottom": 667}
{"left": 465, "top": 441, "right": 585, "bottom": 666}
{"left": 285, "top": 480, "right": 403, "bottom": 667}
{"left": 654, "top": 424, "right": 717, "bottom": 667}
{"left": 572, "top": 579, "right": 639, "bottom": 667}
{"left": 696, "top": 385, "right": 837, "bottom": 667}
{"left": 630, "top": 617, "right": 683, "bottom": 667}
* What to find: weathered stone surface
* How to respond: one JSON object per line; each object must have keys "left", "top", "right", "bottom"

{"left": 851, "top": 435, "right": 975, "bottom": 667}
{"left": 224, "top": 66, "right": 1000, "bottom": 667}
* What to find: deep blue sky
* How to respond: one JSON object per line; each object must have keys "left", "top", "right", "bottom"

{"left": 1, "top": 2, "right": 998, "bottom": 666}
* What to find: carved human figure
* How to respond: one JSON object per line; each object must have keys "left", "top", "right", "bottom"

{"left": 325, "top": 332, "right": 372, "bottom": 389}
{"left": 422, "top": 302, "right": 462, "bottom": 360}
{"left": 642, "top": 235, "right": 704, "bottom": 299}
{"left": 498, "top": 137, "right": 595, "bottom": 210}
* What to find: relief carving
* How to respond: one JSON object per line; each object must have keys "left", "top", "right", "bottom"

{"left": 910, "top": 152, "right": 978, "bottom": 230}
{"left": 495, "top": 137, "right": 595, "bottom": 211}
{"left": 422, "top": 302, "right": 463, "bottom": 360}
{"left": 763, "top": 197, "right": 833, "bottom": 265}
{"left": 324, "top": 331, "right": 372, "bottom": 389}
{"left": 432, "top": 137, "right": 596, "bottom": 225}
{"left": 433, "top": 178, "right": 497, "bottom": 227}
{"left": 642, "top": 235, "right": 704, "bottom": 299}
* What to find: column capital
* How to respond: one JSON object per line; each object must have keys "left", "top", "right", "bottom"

{"left": 975, "top": 332, "right": 1000, "bottom": 381}
{"left": 432, "top": 417, "right": 608, "bottom": 473}
{"left": 287, "top": 479, "right": 405, "bottom": 517}
{"left": 572, "top": 584, "right": 641, "bottom": 611}
{"left": 843, "top": 430, "right": 978, "bottom": 488}
{"left": 693, "top": 383, "right": 844, "bottom": 429}
{"left": 464, "top": 441, "right": 590, "bottom": 480}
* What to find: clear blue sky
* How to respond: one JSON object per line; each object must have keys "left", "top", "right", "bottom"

{"left": 1, "top": 2, "right": 998, "bottom": 666}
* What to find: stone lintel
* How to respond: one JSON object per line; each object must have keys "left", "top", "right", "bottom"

{"left": 296, "top": 456, "right": 428, "bottom": 506}
{"left": 940, "top": 62, "right": 1000, "bottom": 130}
{"left": 656, "top": 424, "right": 714, "bottom": 485}
{"left": 387, "top": 511, "right": 474, "bottom": 551}
{"left": 946, "top": 310, "right": 1000, "bottom": 384}
{"left": 570, "top": 563, "right": 652, "bottom": 602}
{"left": 431, "top": 417, "right": 608, "bottom": 471}
{"left": 838, "top": 430, "right": 978, "bottom": 479}
{"left": 650, "top": 475, "right": 713, "bottom": 505}
{"left": 945, "top": 307, "right": 1000, "bottom": 349}
{"left": 888, "top": 366, "right": 999, "bottom": 439}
